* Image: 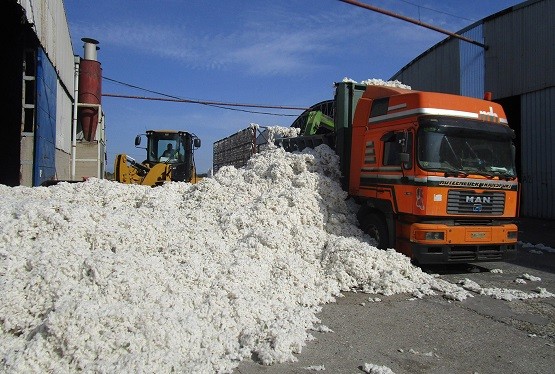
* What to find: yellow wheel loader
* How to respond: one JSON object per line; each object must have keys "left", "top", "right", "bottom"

{"left": 114, "top": 130, "right": 201, "bottom": 186}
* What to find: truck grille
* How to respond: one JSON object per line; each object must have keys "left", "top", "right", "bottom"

{"left": 447, "top": 190, "right": 505, "bottom": 215}
{"left": 449, "top": 245, "right": 504, "bottom": 261}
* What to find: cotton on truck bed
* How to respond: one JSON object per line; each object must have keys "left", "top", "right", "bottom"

{"left": 213, "top": 81, "right": 519, "bottom": 264}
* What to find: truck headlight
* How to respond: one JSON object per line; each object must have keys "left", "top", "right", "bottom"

{"left": 414, "top": 231, "right": 445, "bottom": 241}
{"left": 507, "top": 231, "right": 518, "bottom": 239}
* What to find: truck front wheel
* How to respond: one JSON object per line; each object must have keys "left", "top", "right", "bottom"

{"left": 362, "top": 214, "right": 389, "bottom": 249}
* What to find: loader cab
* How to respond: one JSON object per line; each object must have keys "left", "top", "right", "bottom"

{"left": 135, "top": 130, "right": 201, "bottom": 182}
{"left": 136, "top": 130, "right": 199, "bottom": 163}
{"left": 145, "top": 131, "right": 184, "bottom": 164}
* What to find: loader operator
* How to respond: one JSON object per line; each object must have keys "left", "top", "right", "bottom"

{"left": 161, "top": 143, "right": 178, "bottom": 160}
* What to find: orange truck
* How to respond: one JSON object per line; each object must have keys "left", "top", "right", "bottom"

{"left": 215, "top": 81, "right": 519, "bottom": 264}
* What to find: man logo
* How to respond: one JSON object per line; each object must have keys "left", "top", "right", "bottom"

{"left": 466, "top": 196, "right": 491, "bottom": 204}
{"left": 473, "top": 204, "right": 483, "bottom": 212}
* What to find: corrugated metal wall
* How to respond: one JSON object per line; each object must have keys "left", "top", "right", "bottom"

{"left": 393, "top": 40, "right": 460, "bottom": 93}
{"left": 484, "top": 0, "right": 555, "bottom": 98}
{"left": 520, "top": 87, "right": 555, "bottom": 218}
{"left": 19, "top": 0, "right": 74, "bottom": 161}
{"left": 17, "top": 0, "right": 77, "bottom": 182}
{"left": 18, "top": 0, "right": 74, "bottom": 92}
{"left": 460, "top": 25, "right": 485, "bottom": 98}
{"left": 483, "top": 0, "right": 555, "bottom": 219}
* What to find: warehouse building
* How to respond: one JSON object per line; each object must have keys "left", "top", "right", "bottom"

{"left": 1, "top": 0, "right": 106, "bottom": 187}
{"left": 3, "top": 0, "right": 552, "bottom": 222}
{"left": 391, "top": 0, "right": 554, "bottom": 219}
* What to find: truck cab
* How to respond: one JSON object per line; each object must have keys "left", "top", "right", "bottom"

{"left": 345, "top": 83, "right": 518, "bottom": 263}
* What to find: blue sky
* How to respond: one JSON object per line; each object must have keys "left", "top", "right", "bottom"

{"left": 63, "top": 0, "right": 523, "bottom": 173}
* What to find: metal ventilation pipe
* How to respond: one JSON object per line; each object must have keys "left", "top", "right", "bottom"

{"left": 82, "top": 37, "right": 99, "bottom": 61}
{"left": 78, "top": 38, "right": 102, "bottom": 141}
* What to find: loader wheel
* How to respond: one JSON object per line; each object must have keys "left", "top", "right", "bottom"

{"left": 362, "top": 214, "right": 389, "bottom": 249}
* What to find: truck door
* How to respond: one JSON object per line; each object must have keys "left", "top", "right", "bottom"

{"left": 381, "top": 129, "right": 415, "bottom": 214}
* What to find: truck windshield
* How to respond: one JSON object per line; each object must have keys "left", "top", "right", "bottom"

{"left": 417, "top": 117, "right": 516, "bottom": 179}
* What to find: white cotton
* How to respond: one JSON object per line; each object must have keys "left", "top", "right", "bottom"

{"left": 534, "top": 287, "right": 554, "bottom": 298}
{"left": 459, "top": 278, "right": 554, "bottom": 301}
{"left": 363, "top": 362, "right": 396, "bottom": 374}
{"left": 0, "top": 144, "right": 485, "bottom": 373}
{"left": 254, "top": 124, "right": 300, "bottom": 153}
{"left": 342, "top": 77, "right": 358, "bottom": 83}
{"left": 360, "top": 78, "right": 411, "bottom": 90}
{"left": 341, "top": 77, "right": 411, "bottom": 90}
{"left": 459, "top": 278, "right": 483, "bottom": 293}
{"left": 303, "top": 364, "right": 326, "bottom": 371}
{"left": 521, "top": 273, "right": 541, "bottom": 282}
{"left": 313, "top": 325, "right": 334, "bottom": 333}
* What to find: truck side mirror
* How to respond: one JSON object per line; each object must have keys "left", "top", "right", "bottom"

{"left": 134, "top": 135, "right": 141, "bottom": 146}
{"left": 194, "top": 138, "right": 201, "bottom": 148}
{"left": 400, "top": 152, "right": 410, "bottom": 163}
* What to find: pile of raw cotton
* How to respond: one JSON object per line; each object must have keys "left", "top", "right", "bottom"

{"left": 1, "top": 144, "right": 467, "bottom": 373}
{"left": 342, "top": 77, "right": 412, "bottom": 90}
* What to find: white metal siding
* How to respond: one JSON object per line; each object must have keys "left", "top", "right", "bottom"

{"left": 55, "top": 149, "right": 71, "bottom": 180}
{"left": 520, "top": 87, "right": 555, "bottom": 219}
{"left": 18, "top": 0, "right": 74, "bottom": 95}
{"left": 56, "top": 80, "right": 72, "bottom": 153}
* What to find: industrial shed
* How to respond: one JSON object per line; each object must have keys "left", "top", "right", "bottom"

{"left": 391, "top": 0, "right": 554, "bottom": 220}
{"left": 1, "top": 0, "right": 106, "bottom": 187}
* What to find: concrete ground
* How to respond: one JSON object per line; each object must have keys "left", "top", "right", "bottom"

{"left": 236, "top": 217, "right": 555, "bottom": 374}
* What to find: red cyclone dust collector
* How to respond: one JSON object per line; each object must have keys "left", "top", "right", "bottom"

{"left": 78, "top": 38, "right": 102, "bottom": 141}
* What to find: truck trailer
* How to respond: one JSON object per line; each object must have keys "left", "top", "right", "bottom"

{"left": 214, "top": 81, "right": 519, "bottom": 264}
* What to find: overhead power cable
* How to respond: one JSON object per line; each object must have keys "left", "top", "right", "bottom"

{"left": 102, "top": 93, "right": 310, "bottom": 112}
{"left": 338, "top": 0, "right": 487, "bottom": 49}
{"left": 396, "top": 0, "right": 475, "bottom": 22}
{"left": 102, "top": 76, "right": 307, "bottom": 117}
